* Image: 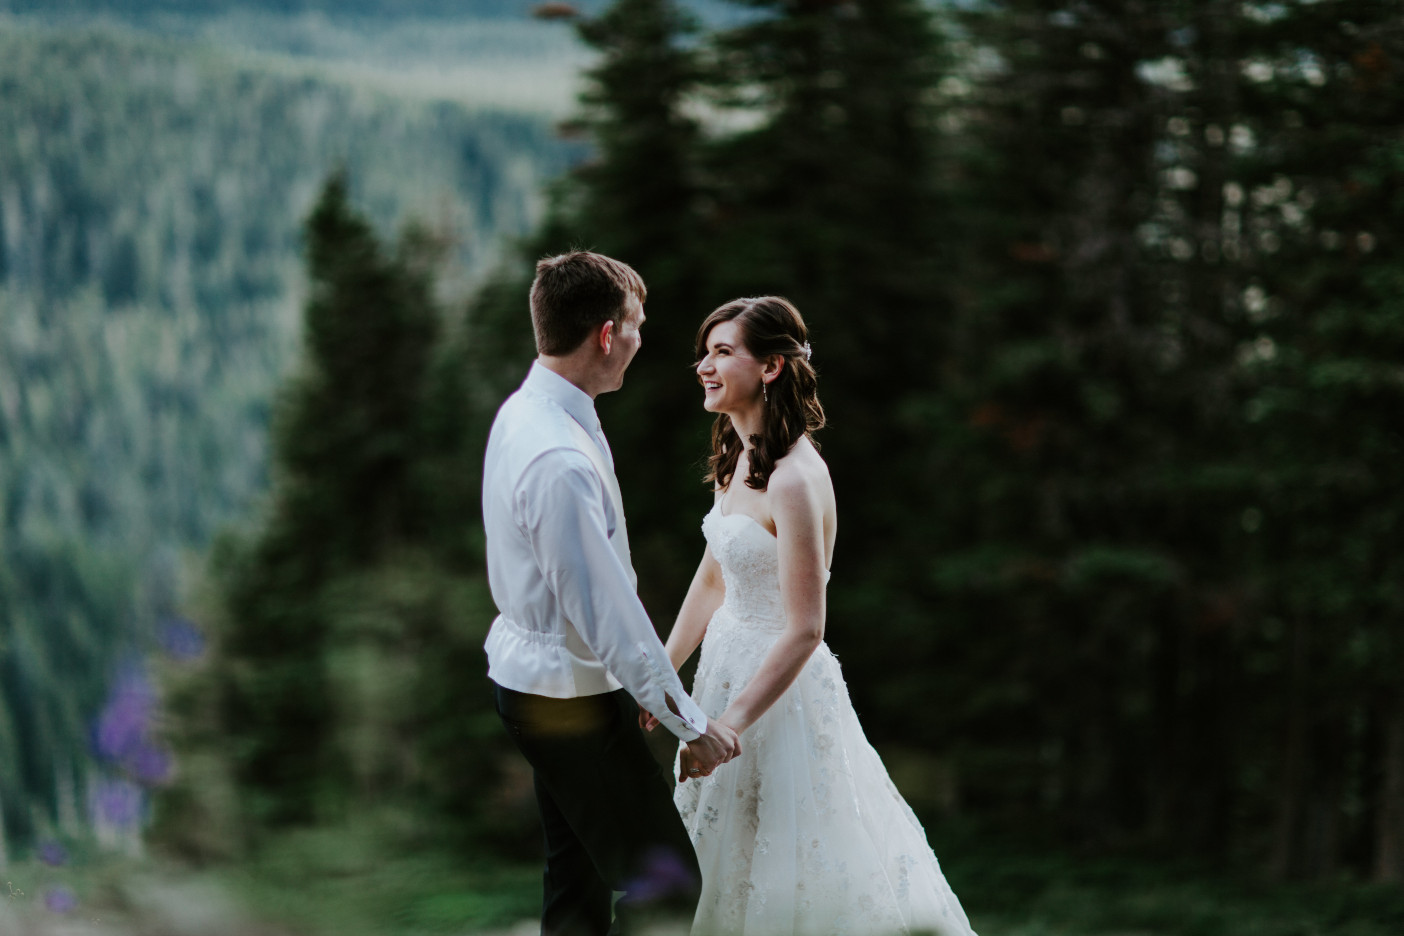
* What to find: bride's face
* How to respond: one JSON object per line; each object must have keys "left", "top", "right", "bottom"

{"left": 697, "top": 320, "right": 765, "bottom": 415}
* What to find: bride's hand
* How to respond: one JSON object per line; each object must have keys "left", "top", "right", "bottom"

{"left": 678, "top": 747, "right": 710, "bottom": 782}
{"left": 680, "top": 718, "right": 741, "bottom": 782}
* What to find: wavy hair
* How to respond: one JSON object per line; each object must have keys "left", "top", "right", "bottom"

{"left": 696, "top": 296, "right": 825, "bottom": 491}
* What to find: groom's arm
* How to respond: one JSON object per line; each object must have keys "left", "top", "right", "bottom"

{"left": 517, "top": 449, "right": 709, "bottom": 742}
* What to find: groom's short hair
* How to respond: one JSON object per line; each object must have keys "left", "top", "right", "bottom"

{"left": 530, "top": 251, "right": 647, "bottom": 356}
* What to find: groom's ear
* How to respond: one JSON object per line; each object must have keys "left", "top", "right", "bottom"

{"left": 597, "top": 319, "right": 616, "bottom": 354}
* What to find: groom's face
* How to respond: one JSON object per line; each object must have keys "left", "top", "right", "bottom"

{"left": 603, "top": 294, "right": 645, "bottom": 391}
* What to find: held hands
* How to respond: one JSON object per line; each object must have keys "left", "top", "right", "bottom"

{"left": 678, "top": 717, "right": 741, "bottom": 783}
{"left": 635, "top": 703, "right": 741, "bottom": 782}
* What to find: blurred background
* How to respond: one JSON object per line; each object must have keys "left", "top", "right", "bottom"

{"left": 1, "top": 1, "right": 1401, "bottom": 934}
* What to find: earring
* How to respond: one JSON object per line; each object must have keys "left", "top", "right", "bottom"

{"left": 762, "top": 380, "right": 768, "bottom": 403}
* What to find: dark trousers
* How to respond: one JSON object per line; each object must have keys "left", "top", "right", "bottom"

{"left": 493, "top": 683, "right": 701, "bottom": 936}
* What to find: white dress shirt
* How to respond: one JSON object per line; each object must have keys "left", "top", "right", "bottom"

{"left": 482, "top": 362, "right": 707, "bottom": 742}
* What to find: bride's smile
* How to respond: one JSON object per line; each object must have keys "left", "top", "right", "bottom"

{"left": 696, "top": 319, "right": 772, "bottom": 418}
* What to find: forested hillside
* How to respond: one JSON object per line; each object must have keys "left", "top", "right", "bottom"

{"left": 0, "top": 16, "right": 578, "bottom": 856}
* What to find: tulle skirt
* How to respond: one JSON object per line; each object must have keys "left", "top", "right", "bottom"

{"left": 674, "top": 607, "right": 977, "bottom": 936}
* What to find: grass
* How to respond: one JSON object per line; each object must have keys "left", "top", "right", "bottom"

{"left": 220, "top": 821, "right": 540, "bottom": 936}
{"left": 4, "top": 818, "right": 1402, "bottom": 935}
{"left": 1, "top": 817, "right": 540, "bottom": 936}
{"left": 933, "top": 821, "right": 1404, "bottom": 936}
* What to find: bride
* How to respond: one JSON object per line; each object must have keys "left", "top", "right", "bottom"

{"left": 653, "top": 296, "right": 977, "bottom": 936}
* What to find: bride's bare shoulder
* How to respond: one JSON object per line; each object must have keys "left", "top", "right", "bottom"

{"left": 770, "top": 438, "right": 833, "bottom": 503}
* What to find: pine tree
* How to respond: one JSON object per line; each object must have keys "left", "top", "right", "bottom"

{"left": 693, "top": 0, "right": 957, "bottom": 719}
{"left": 703, "top": 0, "right": 950, "bottom": 397}
{"left": 933, "top": 0, "right": 1244, "bottom": 849}
{"left": 1225, "top": 2, "right": 1404, "bottom": 881}
{"left": 931, "top": 0, "right": 1404, "bottom": 876}
{"left": 571, "top": 0, "right": 718, "bottom": 610}
{"left": 464, "top": 0, "right": 716, "bottom": 613}
{"left": 218, "top": 173, "right": 440, "bottom": 826}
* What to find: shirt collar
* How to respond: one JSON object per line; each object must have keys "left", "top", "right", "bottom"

{"left": 524, "top": 360, "right": 600, "bottom": 432}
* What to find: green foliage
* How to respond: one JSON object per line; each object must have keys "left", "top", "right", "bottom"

{"left": 0, "top": 818, "right": 543, "bottom": 936}
{"left": 278, "top": 172, "right": 442, "bottom": 560}
{"left": 1231, "top": 5, "right": 1404, "bottom": 878}
{"left": 928, "top": 819, "right": 1404, "bottom": 935}
{"left": 8, "top": 815, "right": 1403, "bottom": 934}
{"left": 164, "top": 176, "right": 527, "bottom": 849}
{"left": 0, "top": 16, "right": 573, "bottom": 855}
{"left": 467, "top": 0, "right": 956, "bottom": 611}
{"left": 0, "top": 526, "right": 131, "bottom": 848}
{"left": 210, "top": 179, "right": 412, "bottom": 826}
{"left": 213, "top": 175, "right": 453, "bottom": 824}
{"left": 458, "top": 0, "right": 1404, "bottom": 883}
{"left": 922, "top": 0, "right": 1404, "bottom": 878}
{"left": 9, "top": 0, "right": 1398, "bottom": 893}
{"left": 227, "top": 819, "right": 540, "bottom": 934}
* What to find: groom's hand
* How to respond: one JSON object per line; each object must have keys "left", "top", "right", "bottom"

{"left": 679, "top": 719, "right": 741, "bottom": 782}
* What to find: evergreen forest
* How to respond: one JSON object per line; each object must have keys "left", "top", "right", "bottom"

{"left": 2, "top": 1, "right": 1403, "bottom": 934}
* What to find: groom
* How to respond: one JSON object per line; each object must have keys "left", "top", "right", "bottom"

{"left": 482, "top": 251, "right": 740, "bottom": 936}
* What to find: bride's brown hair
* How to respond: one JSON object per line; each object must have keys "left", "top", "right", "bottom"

{"left": 697, "top": 296, "right": 825, "bottom": 491}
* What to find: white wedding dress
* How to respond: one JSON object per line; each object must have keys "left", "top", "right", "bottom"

{"left": 674, "top": 504, "right": 977, "bottom": 936}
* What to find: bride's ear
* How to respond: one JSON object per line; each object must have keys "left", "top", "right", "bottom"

{"left": 763, "top": 355, "right": 785, "bottom": 381}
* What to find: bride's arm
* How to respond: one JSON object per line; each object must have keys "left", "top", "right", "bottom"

{"left": 664, "top": 545, "right": 726, "bottom": 672}
{"left": 718, "top": 471, "right": 827, "bottom": 735}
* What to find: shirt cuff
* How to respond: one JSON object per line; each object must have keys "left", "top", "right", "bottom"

{"left": 638, "top": 643, "right": 707, "bottom": 742}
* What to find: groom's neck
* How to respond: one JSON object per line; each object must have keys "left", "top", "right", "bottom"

{"left": 538, "top": 354, "right": 603, "bottom": 399}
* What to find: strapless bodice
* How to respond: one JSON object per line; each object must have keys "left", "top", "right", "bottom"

{"left": 701, "top": 502, "right": 829, "bottom": 632}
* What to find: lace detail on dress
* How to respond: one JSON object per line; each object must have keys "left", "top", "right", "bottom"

{"left": 674, "top": 504, "right": 977, "bottom": 936}
{"left": 702, "top": 507, "right": 789, "bottom": 629}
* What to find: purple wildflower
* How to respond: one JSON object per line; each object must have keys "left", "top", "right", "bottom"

{"left": 90, "top": 664, "right": 177, "bottom": 786}
{"left": 44, "top": 887, "right": 77, "bottom": 914}
{"left": 130, "top": 742, "right": 174, "bottom": 786}
{"left": 37, "top": 839, "right": 68, "bottom": 867}
{"left": 92, "top": 777, "right": 144, "bottom": 828}
{"left": 92, "top": 668, "right": 156, "bottom": 764}
{"left": 621, "top": 846, "right": 698, "bottom": 904}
